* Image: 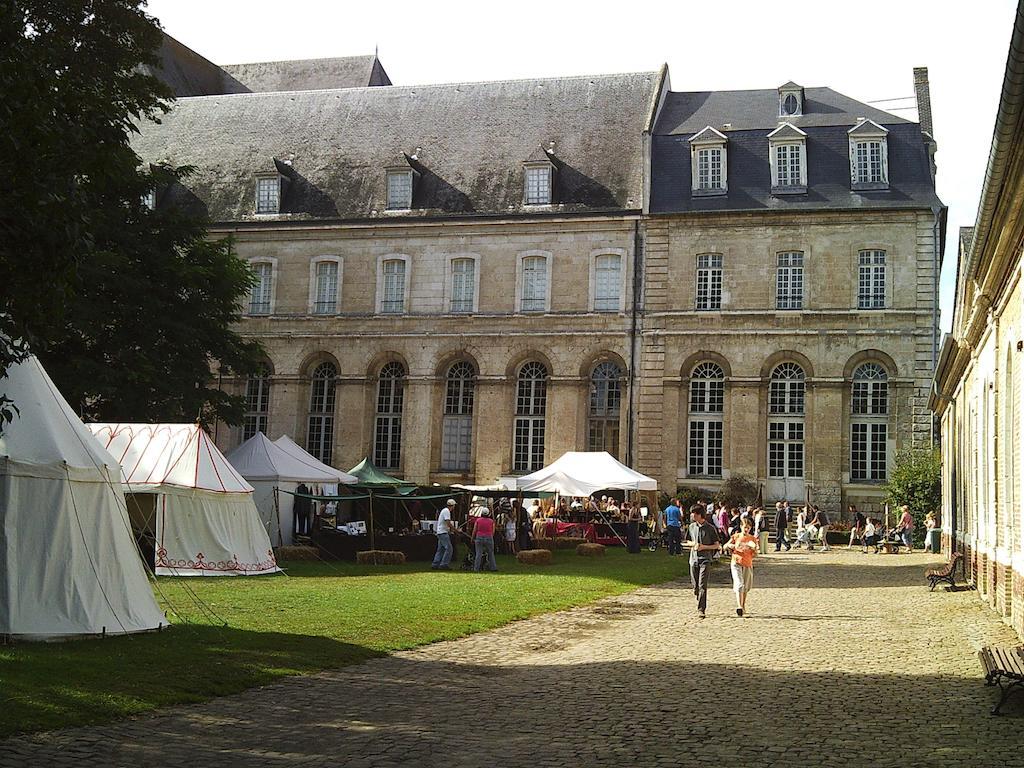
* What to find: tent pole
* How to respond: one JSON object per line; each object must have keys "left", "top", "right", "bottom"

{"left": 369, "top": 489, "right": 377, "bottom": 562}
{"left": 273, "top": 486, "right": 283, "bottom": 548}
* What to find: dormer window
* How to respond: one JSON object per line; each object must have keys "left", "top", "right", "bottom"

{"left": 848, "top": 120, "right": 889, "bottom": 190}
{"left": 689, "top": 127, "right": 728, "bottom": 196}
{"left": 386, "top": 170, "right": 414, "bottom": 210}
{"left": 778, "top": 81, "right": 804, "bottom": 117}
{"left": 142, "top": 189, "right": 156, "bottom": 210}
{"left": 768, "top": 123, "right": 808, "bottom": 194}
{"left": 255, "top": 175, "right": 280, "bottom": 214}
{"left": 525, "top": 165, "right": 552, "bottom": 205}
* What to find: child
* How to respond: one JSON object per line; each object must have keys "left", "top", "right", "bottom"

{"left": 725, "top": 517, "right": 759, "bottom": 617}
{"left": 862, "top": 517, "right": 879, "bottom": 554}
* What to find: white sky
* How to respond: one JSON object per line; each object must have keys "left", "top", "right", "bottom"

{"left": 147, "top": 0, "right": 1019, "bottom": 332}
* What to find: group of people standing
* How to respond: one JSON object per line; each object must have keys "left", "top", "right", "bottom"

{"left": 430, "top": 496, "right": 529, "bottom": 572}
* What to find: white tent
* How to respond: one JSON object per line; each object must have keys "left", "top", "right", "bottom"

{"left": 0, "top": 356, "right": 165, "bottom": 638}
{"left": 514, "top": 451, "right": 658, "bottom": 496}
{"left": 89, "top": 423, "right": 280, "bottom": 577}
{"left": 225, "top": 433, "right": 354, "bottom": 546}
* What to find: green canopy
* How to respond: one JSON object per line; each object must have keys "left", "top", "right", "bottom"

{"left": 347, "top": 457, "right": 418, "bottom": 492}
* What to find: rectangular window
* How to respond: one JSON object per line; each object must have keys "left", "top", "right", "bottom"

{"left": 513, "top": 417, "right": 545, "bottom": 472}
{"left": 851, "top": 422, "right": 887, "bottom": 481}
{"left": 256, "top": 177, "right": 279, "bottom": 214}
{"left": 775, "top": 144, "right": 802, "bottom": 187}
{"left": 594, "top": 254, "right": 621, "bottom": 312}
{"left": 854, "top": 141, "right": 884, "bottom": 183}
{"left": 768, "top": 421, "right": 804, "bottom": 478}
{"left": 142, "top": 190, "right": 156, "bottom": 210}
{"left": 374, "top": 415, "right": 402, "bottom": 469}
{"left": 450, "top": 258, "right": 475, "bottom": 313}
{"left": 688, "top": 419, "right": 723, "bottom": 477}
{"left": 858, "top": 250, "right": 886, "bottom": 309}
{"left": 382, "top": 259, "right": 406, "bottom": 314}
{"left": 695, "top": 254, "right": 723, "bottom": 311}
{"left": 697, "top": 148, "right": 723, "bottom": 190}
{"left": 242, "top": 374, "right": 270, "bottom": 441}
{"left": 249, "top": 262, "right": 272, "bottom": 314}
{"left": 776, "top": 251, "right": 804, "bottom": 310}
{"left": 313, "top": 261, "right": 339, "bottom": 314}
{"left": 525, "top": 166, "right": 551, "bottom": 205}
{"left": 387, "top": 171, "right": 413, "bottom": 210}
{"left": 442, "top": 415, "right": 473, "bottom": 471}
{"left": 521, "top": 256, "right": 548, "bottom": 312}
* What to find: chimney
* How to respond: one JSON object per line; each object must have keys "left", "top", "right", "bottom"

{"left": 913, "top": 67, "right": 937, "bottom": 180}
{"left": 913, "top": 67, "right": 934, "bottom": 138}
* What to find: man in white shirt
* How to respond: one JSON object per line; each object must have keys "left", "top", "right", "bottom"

{"left": 431, "top": 499, "right": 457, "bottom": 570}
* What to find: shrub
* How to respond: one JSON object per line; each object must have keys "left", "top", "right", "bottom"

{"left": 356, "top": 550, "right": 406, "bottom": 565}
{"left": 714, "top": 474, "right": 758, "bottom": 509}
{"left": 517, "top": 549, "right": 553, "bottom": 565}
{"left": 576, "top": 543, "right": 606, "bottom": 557}
{"left": 659, "top": 486, "right": 714, "bottom": 511}
{"left": 884, "top": 448, "right": 941, "bottom": 541}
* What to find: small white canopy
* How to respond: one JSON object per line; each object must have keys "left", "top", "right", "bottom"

{"left": 89, "top": 423, "right": 278, "bottom": 577}
{"left": 0, "top": 356, "right": 164, "bottom": 638}
{"left": 514, "top": 451, "right": 658, "bottom": 496}
{"left": 226, "top": 432, "right": 354, "bottom": 484}
{"left": 274, "top": 435, "right": 357, "bottom": 483}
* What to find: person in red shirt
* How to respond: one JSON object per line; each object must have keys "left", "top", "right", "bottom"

{"left": 724, "top": 517, "right": 759, "bottom": 617}
{"left": 470, "top": 504, "right": 498, "bottom": 572}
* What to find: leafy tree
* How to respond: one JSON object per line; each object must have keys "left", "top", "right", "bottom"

{"left": 884, "top": 448, "right": 941, "bottom": 538}
{"left": 0, "top": 1, "right": 261, "bottom": 430}
{"left": 714, "top": 474, "right": 758, "bottom": 509}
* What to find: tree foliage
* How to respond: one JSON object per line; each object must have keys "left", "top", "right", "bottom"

{"left": 714, "top": 474, "right": 759, "bottom": 509}
{"left": 0, "top": 1, "right": 261, "bottom": 430}
{"left": 884, "top": 448, "right": 941, "bottom": 533}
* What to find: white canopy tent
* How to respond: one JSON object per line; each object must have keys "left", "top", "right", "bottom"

{"left": 0, "top": 356, "right": 165, "bottom": 638}
{"left": 514, "top": 451, "right": 658, "bottom": 496}
{"left": 89, "top": 423, "right": 279, "bottom": 577}
{"left": 225, "top": 433, "right": 354, "bottom": 546}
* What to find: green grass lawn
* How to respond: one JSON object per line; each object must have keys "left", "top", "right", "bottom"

{"left": 0, "top": 548, "right": 685, "bottom": 738}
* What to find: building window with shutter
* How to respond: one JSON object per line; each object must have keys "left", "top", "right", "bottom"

{"left": 306, "top": 362, "right": 336, "bottom": 465}
{"left": 513, "top": 361, "right": 547, "bottom": 472}
{"left": 588, "top": 361, "right": 623, "bottom": 458}
{"left": 593, "top": 253, "right": 621, "bottom": 312}
{"left": 858, "top": 250, "right": 886, "bottom": 309}
{"left": 776, "top": 251, "right": 804, "bottom": 310}
{"left": 450, "top": 258, "right": 476, "bottom": 313}
{"left": 374, "top": 362, "right": 405, "bottom": 470}
{"left": 695, "top": 253, "right": 723, "bottom": 311}
{"left": 249, "top": 261, "right": 273, "bottom": 315}
{"left": 688, "top": 362, "right": 724, "bottom": 477}
{"left": 441, "top": 361, "right": 475, "bottom": 471}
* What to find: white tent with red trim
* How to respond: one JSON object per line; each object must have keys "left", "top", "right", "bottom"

{"left": 0, "top": 356, "right": 165, "bottom": 638}
{"left": 89, "top": 423, "right": 279, "bottom": 577}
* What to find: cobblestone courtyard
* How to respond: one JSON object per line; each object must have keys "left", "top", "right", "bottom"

{"left": 4, "top": 550, "right": 1024, "bottom": 767}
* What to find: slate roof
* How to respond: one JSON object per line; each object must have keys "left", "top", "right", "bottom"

{"left": 650, "top": 87, "right": 940, "bottom": 215}
{"left": 134, "top": 72, "right": 658, "bottom": 222}
{"left": 220, "top": 56, "right": 391, "bottom": 92}
{"left": 144, "top": 34, "right": 250, "bottom": 96}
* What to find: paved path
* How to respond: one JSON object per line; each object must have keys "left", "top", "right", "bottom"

{"left": 4, "top": 550, "right": 1024, "bottom": 767}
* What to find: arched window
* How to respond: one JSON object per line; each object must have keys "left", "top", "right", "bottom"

{"left": 588, "top": 361, "right": 623, "bottom": 458}
{"left": 688, "top": 362, "right": 724, "bottom": 477}
{"left": 242, "top": 365, "right": 271, "bottom": 442}
{"left": 768, "top": 363, "right": 805, "bottom": 485}
{"left": 514, "top": 361, "right": 548, "bottom": 472}
{"left": 374, "top": 362, "right": 405, "bottom": 470}
{"left": 307, "top": 362, "right": 337, "bottom": 464}
{"left": 850, "top": 363, "right": 888, "bottom": 482}
{"left": 442, "top": 361, "right": 476, "bottom": 471}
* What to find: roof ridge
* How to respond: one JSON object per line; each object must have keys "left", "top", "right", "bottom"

{"left": 221, "top": 54, "right": 377, "bottom": 68}
{"left": 175, "top": 69, "right": 660, "bottom": 102}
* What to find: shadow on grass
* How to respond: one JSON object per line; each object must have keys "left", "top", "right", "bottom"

{"left": 0, "top": 626, "right": 379, "bottom": 739}
{"left": 6, "top": 657, "right": 1022, "bottom": 767}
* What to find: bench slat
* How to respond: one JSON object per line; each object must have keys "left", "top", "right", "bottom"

{"left": 980, "top": 645, "right": 1024, "bottom": 679}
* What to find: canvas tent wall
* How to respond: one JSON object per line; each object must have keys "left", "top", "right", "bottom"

{"left": 89, "top": 423, "right": 279, "bottom": 576}
{"left": 514, "top": 451, "right": 658, "bottom": 496}
{"left": 0, "top": 356, "right": 164, "bottom": 638}
{"left": 226, "top": 432, "right": 354, "bottom": 546}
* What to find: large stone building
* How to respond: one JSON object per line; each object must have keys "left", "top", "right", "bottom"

{"left": 137, "top": 37, "right": 943, "bottom": 513}
{"left": 932, "top": 6, "right": 1024, "bottom": 639}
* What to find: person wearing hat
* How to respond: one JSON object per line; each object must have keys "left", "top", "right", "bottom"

{"left": 469, "top": 498, "right": 498, "bottom": 572}
{"left": 431, "top": 499, "right": 457, "bottom": 570}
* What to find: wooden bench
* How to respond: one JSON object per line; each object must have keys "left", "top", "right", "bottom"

{"left": 979, "top": 645, "right": 1024, "bottom": 714}
{"left": 924, "top": 551, "right": 963, "bottom": 591}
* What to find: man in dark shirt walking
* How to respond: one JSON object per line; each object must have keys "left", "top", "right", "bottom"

{"left": 773, "top": 500, "right": 792, "bottom": 552}
{"left": 689, "top": 507, "right": 721, "bottom": 619}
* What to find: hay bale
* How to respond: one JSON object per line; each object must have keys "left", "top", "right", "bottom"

{"left": 534, "top": 537, "right": 588, "bottom": 551}
{"left": 576, "top": 543, "right": 606, "bottom": 557}
{"left": 276, "top": 545, "right": 318, "bottom": 561}
{"left": 356, "top": 550, "right": 406, "bottom": 565}
{"left": 516, "top": 549, "right": 553, "bottom": 565}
